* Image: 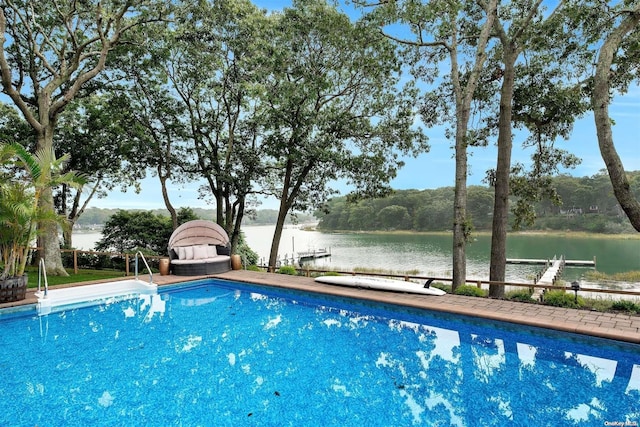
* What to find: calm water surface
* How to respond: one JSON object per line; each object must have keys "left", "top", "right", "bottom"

{"left": 73, "top": 227, "right": 640, "bottom": 283}
{"left": 242, "top": 226, "right": 640, "bottom": 282}
{"left": 1, "top": 279, "right": 638, "bottom": 426}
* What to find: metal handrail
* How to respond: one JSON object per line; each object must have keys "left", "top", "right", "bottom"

{"left": 135, "top": 251, "right": 153, "bottom": 285}
{"left": 38, "top": 258, "right": 49, "bottom": 298}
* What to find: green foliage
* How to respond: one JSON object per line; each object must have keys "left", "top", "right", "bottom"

{"left": 432, "top": 283, "right": 451, "bottom": 293}
{"left": 0, "top": 142, "right": 84, "bottom": 279}
{"left": 377, "top": 205, "right": 412, "bottom": 230}
{"left": 61, "top": 251, "right": 114, "bottom": 270}
{"left": 317, "top": 172, "right": 640, "bottom": 233}
{"left": 96, "top": 210, "right": 172, "bottom": 255}
{"left": 454, "top": 285, "right": 487, "bottom": 297}
{"left": 543, "top": 290, "right": 585, "bottom": 308}
{"left": 580, "top": 298, "right": 616, "bottom": 313}
{"left": 94, "top": 207, "right": 199, "bottom": 255}
{"left": 74, "top": 207, "right": 314, "bottom": 228}
{"left": 611, "top": 300, "right": 640, "bottom": 313}
{"left": 276, "top": 265, "right": 298, "bottom": 275}
{"left": 24, "top": 267, "right": 124, "bottom": 289}
{"left": 235, "top": 233, "right": 259, "bottom": 266}
{"left": 177, "top": 208, "right": 200, "bottom": 225}
{"left": 506, "top": 289, "right": 535, "bottom": 302}
{"left": 584, "top": 270, "right": 640, "bottom": 282}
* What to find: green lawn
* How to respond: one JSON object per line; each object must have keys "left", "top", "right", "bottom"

{"left": 24, "top": 267, "right": 127, "bottom": 289}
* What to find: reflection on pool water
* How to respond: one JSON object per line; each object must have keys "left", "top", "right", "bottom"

{"left": 0, "top": 279, "right": 638, "bottom": 426}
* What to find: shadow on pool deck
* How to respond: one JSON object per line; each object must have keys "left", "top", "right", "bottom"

{"left": 3, "top": 269, "right": 640, "bottom": 345}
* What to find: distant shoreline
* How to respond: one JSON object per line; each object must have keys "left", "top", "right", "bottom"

{"left": 74, "top": 223, "right": 640, "bottom": 240}
{"left": 315, "top": 228, "right": 640, "bottom": 240}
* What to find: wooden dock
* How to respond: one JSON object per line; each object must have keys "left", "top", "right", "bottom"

{"left": 264, "top": 248, "right": 332, "bottom": 268}
{"left": 507, "top": 255, "right": 595, "bottom": 299}
{"left": 536, "top": 257, "right": 564, "bottom": 286}
{"left": 506, "top": 257, "right": 596, "bottom": 267}
{"left": 298, "top": 248, "right": 331, "bottom": 263}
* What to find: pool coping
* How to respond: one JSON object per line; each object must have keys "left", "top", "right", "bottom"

{"left": 2, "top": 270, "right": 640, "bottom": 345}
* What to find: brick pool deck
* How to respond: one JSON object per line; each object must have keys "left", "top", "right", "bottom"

{"left": 3, "top": 269, "right": 640, "bottom": 345}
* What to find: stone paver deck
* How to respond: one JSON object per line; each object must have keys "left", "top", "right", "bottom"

{"left": 3, "top": 270, "right": 640, "bottom": 345}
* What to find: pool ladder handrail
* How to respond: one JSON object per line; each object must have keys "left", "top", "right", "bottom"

{"left": 135, "top": 251, "right": 153, "bottom": 285}
{"left": 38, "top": 258, "right": 49, "bottom": 298}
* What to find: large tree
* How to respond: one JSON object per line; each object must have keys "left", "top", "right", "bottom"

{"left": 356, "top": 0, "right": 498, "bottom": 289}
{"left": 485, "top": 0, "right": 639, "bottom": 297}
{"left": 54, "top": 94, "right": 149, "bottom": 248}
{"left": 591, "top": 0, "right": 640, "bottom": 231}
{"left": 261, "top": 0, "right": 428, "bottom": 270}
{"left": 485, "top": 0, "right": 588, "bottom": 296}
{"left": 159, "top": 0, "right": 269, "bottom": 250}
{"left": 109, "top": 62, "right": 191, "bottom": 231}
{"left": 0, "top": 0, "right": 167, "bottom": 275}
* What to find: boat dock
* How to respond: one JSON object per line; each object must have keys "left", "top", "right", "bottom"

{"left": 298, "top": 248, "right": 331, "bottom": 263}
{"left": 506, "top": 257, "right": 596, "bottom": 267}
{"left": 535, "top": 257, "right": 565, "bottom": 286}
{"left": 507, "top": 255, "right": 596, "bottom": 299}
{"left": 263, "top": 248, "right": 332, "bottom": 268}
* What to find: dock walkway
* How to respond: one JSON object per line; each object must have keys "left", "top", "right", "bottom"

{"left": 536, "top": 257, "right": 565, "bottom": 286}
{"left": 507, "top": 255, "right": 595, "bottom": 299}
{"left": 507, "top": 257, "right": 596, "bottom": 267}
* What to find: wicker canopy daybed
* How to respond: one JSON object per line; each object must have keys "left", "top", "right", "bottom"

{"left": 167, "top": 220, "right": 232, "bottom": 275}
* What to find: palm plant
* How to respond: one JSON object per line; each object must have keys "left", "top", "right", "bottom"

{"left": 0, "top": 142, "right": 84, "bottom": 287}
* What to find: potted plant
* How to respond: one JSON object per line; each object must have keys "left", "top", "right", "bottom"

{"left": 0, "top": 142, "right": 84, "bottom": 303}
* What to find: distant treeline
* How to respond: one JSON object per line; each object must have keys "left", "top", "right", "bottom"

{"left": 317, "top": 172, "right": 640, "bottom": 234}
{"left": 75, "top": 207, "right": 315, "bottom": 229}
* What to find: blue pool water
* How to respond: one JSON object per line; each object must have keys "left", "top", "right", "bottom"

{"left": 0, "top": 279, "right": 639, "bottom": 426}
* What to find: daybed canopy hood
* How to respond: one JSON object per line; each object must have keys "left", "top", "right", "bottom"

{"left": 168, "top": 220, "right": 230, "bottom": 249}
{"left": 168, "top": 220, "right": 232, "bottom": 275}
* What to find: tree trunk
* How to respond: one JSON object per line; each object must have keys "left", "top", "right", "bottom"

{"left": 592, "top": 6, "right": 640, "bottom": 232}
{"left": 37, "top": 127, "right": 68, "bottom": 276}
{"left": 450, "top": 0, "right": 498, "bottom": 290}
{"left": 489, "top": 51, "right": 518, "bottom": 298}
{"left": 64, "top": 178, "right": 100, "bottom": 248}
{"left": 230, "top": 196, "right": 246, "bottom": 254}
{"left": 452, "top": 128, "right": 468, "bottom": 291}
{"left": 38, "top": 186, "right": 67, "bottom": 276}
{"left": 62, "top": 219, "right": 74, "bottom": 249}
{"left": 268, "top": 197, "right": 290, "bottom": 272}
{"left": 268, "top": 159, "right": 295, "bottom": 271}
{"left": 159, "top": 174, "right": 178, "bottom": 230}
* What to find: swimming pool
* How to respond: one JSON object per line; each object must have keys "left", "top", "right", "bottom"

{"left": 0, "top": 278, "right": 638, "bottom": 426}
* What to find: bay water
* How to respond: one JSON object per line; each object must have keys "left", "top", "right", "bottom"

{"left": 73, "top": 225, "right": 640, "bottom": 285}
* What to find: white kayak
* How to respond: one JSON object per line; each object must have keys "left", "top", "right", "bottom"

{"left": 314, "top": 275, "right": 446, "bottom": 296}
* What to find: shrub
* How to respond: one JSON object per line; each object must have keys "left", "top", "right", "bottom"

{"left": 577, "top": 298, "right": 610, "bottom": 312}
{"left": 432, "top": 283, "right": 450, "bottom": 294}
{"left": 235, "top": 232, "right": 259, "bottom": 266}
{"left": 611, "top": 300, "right": 640, "bottom": 313}
{"left": 585, "top": 270, "right": 640, "bottom": 282}
{"left": 276, "top": 265, "right": 298, "bottom": 275}
{"left": 246, "top": 265, "right": 262, "bottom": 272}
{"left": 506, "top": 289, "right": 535, "bottom": 303}
{"left": 454, "top": 285, "right": 487, "bottom": 297}
{"left": 543, "top": 290, "right": 584, "bottom": 308}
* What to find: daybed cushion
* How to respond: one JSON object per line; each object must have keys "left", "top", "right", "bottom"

{"left": 174, "top": 244, "right": 220, "bottom": 260}
{"left": 167, "top": 220, "right": 232, "bottom": 275}
{"left": 170, "top": 255, "right": 231, "bottom": 276}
